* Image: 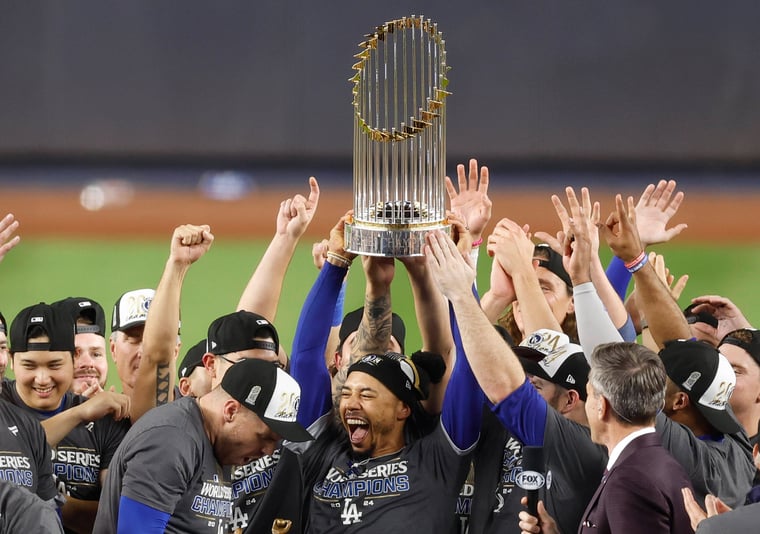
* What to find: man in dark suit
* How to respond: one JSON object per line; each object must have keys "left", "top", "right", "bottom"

{"left": 519, "top": 342, "right": 694, "bottom": 534}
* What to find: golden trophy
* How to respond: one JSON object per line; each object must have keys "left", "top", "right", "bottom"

{"left": 345, "top": 15, "right": 451, "bottom": 256}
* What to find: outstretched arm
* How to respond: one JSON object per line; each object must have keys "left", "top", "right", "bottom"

{"left": 488, "top": 217, "right": 562, "bottom": 335}
{"left": 605, "top": 179, "right": 687, "bottom": 301}
{"left": 290, "top": 212, "right": 355, "bottom": 427}
{"left": 236, "top": 177, "right": 320, "bottom": 320}
{"left": 133, "top": 224, "right": 213, "bottom": 421}
{"left": 602, "top": 194, "right": 690, "bottom": 348}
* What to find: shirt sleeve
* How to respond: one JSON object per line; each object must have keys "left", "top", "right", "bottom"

{"left": 491, "top": 378, "right": 548, "bottom": 446}
{"left": 441, "top": 300, "right": 484, "bottom": 453}
{"left": 290, "top": 262, "right": 348, "bottom": 427}
{"left": 572, "top": 281, "right": 623, "bottom": 360}
{"left": 605, "top": 256, "right": 632, "bottom": 301}
{"left": 117, "top": 496, "right": 170, "bottom": 533}
{"left": 120, "top": 425, "right": 197, "bottom": 514}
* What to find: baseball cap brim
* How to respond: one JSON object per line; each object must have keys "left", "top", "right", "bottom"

{"left": 698, "top": 402, "right": 742, "bottom": 435}
{"left": 263, "top": 417, "right": 313, "bottom": 443}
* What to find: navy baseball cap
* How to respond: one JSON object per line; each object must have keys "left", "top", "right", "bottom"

{"left": 10, "top": 303, "right": 76, "bottom": 353}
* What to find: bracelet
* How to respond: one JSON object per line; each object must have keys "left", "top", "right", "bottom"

{"left": 624, "top": 251, "right": 647, "bottom": 270}
{"left": 471, "top": 237, "right": 483, "bottom": 248}
{"left": 326, "top": 251, "right": 353, "bottom": 268}
{"left": 625, "top": 253, "right": 649, "bottom": 273}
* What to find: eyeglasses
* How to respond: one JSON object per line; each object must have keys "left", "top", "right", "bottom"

{"left": 217, "top": 354, "right": 286, "bottom": 370}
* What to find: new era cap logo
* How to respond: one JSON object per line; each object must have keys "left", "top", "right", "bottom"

{"left": 78, "top": 301, "right": 92, "bottom": 307}
{"left": 256, "top": 319, "right": 269, "bottom": 326}
{"left": 566, "top": 374, "right": 576, "bottom": 384}
{"left": 30, "top": 316, "right": 44, "bottom": 323}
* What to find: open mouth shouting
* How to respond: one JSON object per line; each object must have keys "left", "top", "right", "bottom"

{"left": 345, "top": 412, "right": 370, "bottom": 445}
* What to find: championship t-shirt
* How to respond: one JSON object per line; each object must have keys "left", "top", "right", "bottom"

{"left": 1, "top": 381, "right": 127, "bottom": 502}
{"left": 298, "top": 414, "right": 471, "bottom": 533}
{"left": 469, "top": 380, "right": 607, "bottom": 534}
{"left": 0, "top": 397, "right": 57, "bottom": 501}
{"left": 94, "top": 396, "right": 232, "bottom": 533}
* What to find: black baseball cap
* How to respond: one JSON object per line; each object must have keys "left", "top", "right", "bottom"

{"left": 659, "top": 340, "right": 741, "bottom": 435}
{"left": 112, "top": 289, "right": 155, "bottom": 332}
{"left": 207, "top": 311, "right": 279, "bottom": 356}
{"left": 0, "top": 311, "right": 6, "bottom": 335}
{"left": 683, "top": 304, "right": 719, "bottom": 329}
{"left": 221, "top": 358, "right": 312, "bottom": 442}
{"left": 52, "top": 297, "right": 107, "bottom": 337}
{"left": 720, "top": 329, "right": 760, "bottom": 368}
{"left": 348, "top": 352, "right": 423, "bottom": 406}
{"left": 534, "top": 244, "right": 572, "bottom": 289}
{"left": 179, "top": 339, "right": 207, "bottom": 379}
{"left": 339, "top": 307, "right": 406, "bottom": 354}
{"left": 10, "top": 303, "right": 76, "bottom": 353}
{"left": 514, "top": 329, "right": 589, "bottom": 401}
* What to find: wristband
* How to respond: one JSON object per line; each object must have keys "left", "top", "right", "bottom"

{"left": 471, "top": 237, "right": 483, "bottom": 247}
{"left": 625, "top": 253, "right": 648, "bottom": 273}
{"left": 624, "top": 251, "right": 646, "bottom": 270}
{"left": 326, "top": 251, "right": 353, "bottom": 268}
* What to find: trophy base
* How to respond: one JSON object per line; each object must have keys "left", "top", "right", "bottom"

{"left": 345, "top": 221, "right": 450, "bottom": 257}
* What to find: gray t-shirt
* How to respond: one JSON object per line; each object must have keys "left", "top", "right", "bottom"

{"left": 295, "top": 413, "right": 471, "bottom": 533}
{"left": 94, "top": 397, "right": 232, "bottom": 533}
{"left": 696, "top": 501, "right": 760, "bottom": 533}
{"left": 656, "top": 412, "right": 755, "bottom": 508}
{"left": 0, "top": 397, "right": 57, "bottom": 502}
{"left": 469, "top": 383, "right": 606, "bottom": 534}
{"left": 0, "top": 480, "right": 63, "bottom": 533}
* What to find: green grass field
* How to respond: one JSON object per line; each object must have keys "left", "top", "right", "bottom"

{"left": 2, "top": 238, "right": 758, "bottom": 390}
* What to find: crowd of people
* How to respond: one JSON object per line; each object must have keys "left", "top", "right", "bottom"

{"left": 0, "top": 167, "right": 758, "bottom": 533}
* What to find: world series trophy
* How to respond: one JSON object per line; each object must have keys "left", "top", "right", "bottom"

{"left": 345, "top": 15, "right": 451, "bottom": 257}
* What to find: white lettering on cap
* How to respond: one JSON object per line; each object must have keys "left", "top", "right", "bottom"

{"left": 698, "top": 354, "right": 736, "bottom": 410}
{"left": 263, "top": 369, "right": 301, "bottom": 422}
{"left": 256, "top": 319, "right": 268, "bottom": 326}
{"left": 78, "top": 301, "right": 91, "bottom": 307}
{"left": 30, "top": 316, "right": 44, "bottom": 323}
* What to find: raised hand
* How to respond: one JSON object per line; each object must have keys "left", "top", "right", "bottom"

{"left": 634, "top": 179, "right": 687, "bottom": 247}
{"left": 425, "top": 229, "right": 476, "bottom": 302}
{"left": 486, "top": 217, "right": 535, "bottom": 277}
{"left": 169, "top": 224, "right": 214, "bottom": 265}
{"left": 311, "top": 239, "right": 329, "bottom": 270}
{"left": 326, "top": 210, "right": 357, "bottom": 265}
{"left": 0, "top": 213, "right": 21, "bottom": 263}
{"left": 601, "top": 194, "right": 644, "bottom": 264}
{"left": 276, "top": 176, "right": 320, "bottom": 239}
{"left": 690, "top": 294, "right": 753, "bottom": 339}
{"left": 445, "top": 158, "right": 493, "bottom": 242}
